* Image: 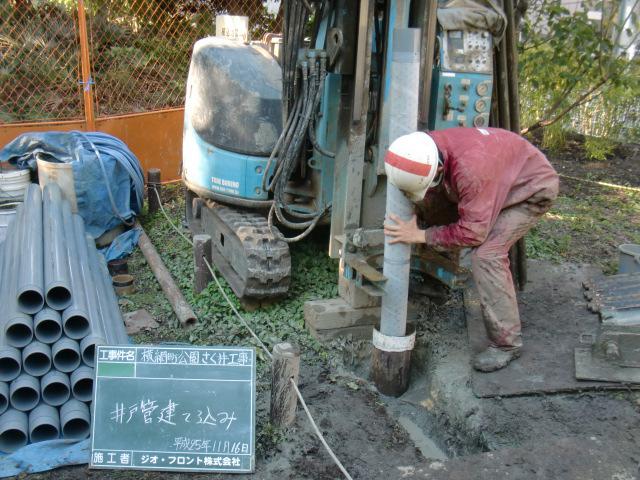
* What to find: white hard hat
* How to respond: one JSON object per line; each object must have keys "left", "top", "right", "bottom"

{"left": 384, "top": 132, "right": 440, "bottom": 201}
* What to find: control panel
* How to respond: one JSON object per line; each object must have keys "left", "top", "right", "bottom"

{"left": 429, "top": 29, "right": 494, "bottom": 130}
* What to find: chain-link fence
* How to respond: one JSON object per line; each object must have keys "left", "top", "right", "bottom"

{"left": 0, "top": 1, "right": 83, "bottom": 123}
{"left": 1, "top": 0, "right": 281, "bottom": 123}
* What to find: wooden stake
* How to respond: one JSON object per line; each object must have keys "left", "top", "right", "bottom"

{"left": 147, "top": 168, "right": 161, "bottom": 214}
{"left": 270, "top": 342, "right": 301, "bottom": 427}
{"left": 193, "top": 234, "right": 212, "bottom": 294}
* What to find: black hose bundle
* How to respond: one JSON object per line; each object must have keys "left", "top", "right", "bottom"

{"left": 264, "top": 0, "right": 333, "bottom": 243}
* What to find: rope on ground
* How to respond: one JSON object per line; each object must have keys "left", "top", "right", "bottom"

{"left": 150, "top": 186, "right": 353, "bottom": 480}
{"left": 291, "top": 380, "right": 354, "bottom": 480}
{"left": 559, "top": 173, "right": 640, "bottom": 193}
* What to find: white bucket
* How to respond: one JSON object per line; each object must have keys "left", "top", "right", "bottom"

{"left": 0, "top": 169, "right": 30, "bottom": 202}
{"left": 36, "top": 159, "right": 78, "bottom": 213}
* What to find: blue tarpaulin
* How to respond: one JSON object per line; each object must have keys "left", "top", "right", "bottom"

{"left": 0, "top": 439, "right": 90, "bottom": 477}
{"left": 100, "top": 227, "right": 141, "bottom": 262}
{"left": 0, "top": 131, "right": 144, "bottom": 239}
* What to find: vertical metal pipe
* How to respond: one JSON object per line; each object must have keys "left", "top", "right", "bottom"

{"left": 0, "top": 408, "right": 28, "bottom": 452}
{"left": 22, "top": 341, "right": 52, "bottom": 377}
{"left": 60, "top": 200, "right": 90, "bottom": 339}
{"left": 16, "top": 184, "right": 44, "bottom": 314}
{"left": 373, "top": 28, "right": 420, "bottom": 397}
{"left": 34, "top": 308, "right": 63, "bottom": 345}
{"left": 380, "top": 185, "right": 413, "bottom": 337}
{"left": 41, "top": 370, "right": 71, "bottom": 407}
{"left": 43, "top": 184, "right": 72, "bottom": 311}
{"left": 29, "top": 403, "right": 60, "bottom": 443}
{"left": 380, "top": 28, "right": 421, "bottom": 338}
{"left": 9, "top": 374, "right": 40, "bottom": 412}
{"left": 60, "top": 399, "right": 90, "bottom": 440}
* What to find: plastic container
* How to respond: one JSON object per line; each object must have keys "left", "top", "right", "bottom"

{"left": 36, "top": 159, "right": 78, "bottom": 212}
{"left": 618, "top": 244, "right": 640, "bottom": 274}
{"left": 0, "top": 169, "right": 30, "bottom": 202}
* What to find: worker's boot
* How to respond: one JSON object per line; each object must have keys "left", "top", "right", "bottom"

{"left": 473, "top": 346, "right": 521, "bottom": 372}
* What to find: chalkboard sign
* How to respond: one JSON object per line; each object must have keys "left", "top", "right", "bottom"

{"left": 91, "top": 345, "right": 256, "bottom": 473}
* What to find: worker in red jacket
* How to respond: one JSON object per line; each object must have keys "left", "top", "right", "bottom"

{"left": 384, "top": 127, "right": 559, "bottom": 372}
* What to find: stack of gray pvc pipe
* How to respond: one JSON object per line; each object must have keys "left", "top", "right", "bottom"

{"left": 0, "top": 183, "right": 128, "bottom": 453}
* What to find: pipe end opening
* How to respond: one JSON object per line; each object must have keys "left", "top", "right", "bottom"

{"left": 72, "top": 379, "right": 94, "bottom": 402}
{"left": 62, "top": 419, "right": 90, "bottom": 440}
{"left": 53, "top": 350, "right": 80, "bottom": 373}
{"left": 82, "top": 345, "right": 95, "bottom": 367}
{"left": 5, "top": 324, "right": 33, "bottom": 348}
{"left": 24, "top": 353, "right": 52, "bottom": 377}
{"left": 31, "top": 424, "right": 59, "bottom": 443}
{"left": 0, "top": 429, "right": 27, "bottom": 453}
{"left": 10, "top": 388, "right": 39, "bottom": 412}
{"left": 35, "top": 320, "right": 62, "bottom": 344}
{"left": 42, "top": 384, "right": 70, "bottom": 407}
{"left": 17, "top": 290, "right": 44, "bottom": 315}
{"left": 63, "top": 315, "right": 90, "bottom": 340}
{"left": 46, "top": 287, "right": 72, "bottom": 311}
{"left": 0, "top": 359, "right": 21, "bottom": 382}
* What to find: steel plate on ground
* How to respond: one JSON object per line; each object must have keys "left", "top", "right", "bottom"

{"left": 467, "top": 260, "right": 640, "bottom": 397}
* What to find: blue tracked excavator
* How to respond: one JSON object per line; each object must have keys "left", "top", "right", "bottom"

{"left": 182, "top": 0, "right": 523, "bottom": 306}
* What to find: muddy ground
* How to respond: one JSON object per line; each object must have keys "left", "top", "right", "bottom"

{"left": 27, "top": 142, "right": 640, "bottom": 479}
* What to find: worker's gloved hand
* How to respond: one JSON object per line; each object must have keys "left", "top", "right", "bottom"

{"left": 384, "top": 214, "right": 426, "bottom": 245}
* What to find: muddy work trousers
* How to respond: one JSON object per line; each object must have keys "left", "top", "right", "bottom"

{"left": 471, "top": 187, "right": 558, "bottom": 349}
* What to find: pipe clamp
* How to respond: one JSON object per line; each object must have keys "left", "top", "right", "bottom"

{"left": 372, "top": 328, "right": 416, "bottom": 353}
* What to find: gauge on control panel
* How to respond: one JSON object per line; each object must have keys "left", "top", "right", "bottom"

{"left": 473, "top": 113, "right": 489, "bottom": 127}
{"left": 476, "top": 81, "right": 491, "bottom": 96}
{"left": 474, "top": 96, "right": 491, "bottom": 113}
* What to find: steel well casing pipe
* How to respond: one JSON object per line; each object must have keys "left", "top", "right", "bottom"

{"left": 70, "top": 365, "right": 94, "bottom": 402}
{"left": 60, "top": 398, "right": 90, "bottom": 440}
{"left": 34, "top": 308, "right": 63, "bottom": 345}
{"left": 16, "top": 184, "right": 44, "bottom": 315}
{"left": 41, "top": 370, "right": 70, "bottom": 407}
{"left": 9, "top": 374, "right": 40, "bottom": 412}
{"left": 22, "top": 341, "right": 52, "bottom": 377}
{"left": 51, "top": 337, "right": 81, "bottom": 373}
{"left": 60, "top": 201, "right": 90, "bottom": 339}
{"left": 29, "top": 403, "right": 60, "bottom": 443}
{"left": 372, "top": 28, "right": 421, "bottom": 398}
{"left": 380, "top": 184, "right": 413, "bottom": 338}
{"left": 42, "top": 183, "right": 72, "bottom": 311}
{"left": 0, "top": 408, "right": 28, "bottom": 452}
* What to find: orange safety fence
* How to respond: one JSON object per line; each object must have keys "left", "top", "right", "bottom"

{"left": 1, "top": 0, "right": 282, "bottom": 178}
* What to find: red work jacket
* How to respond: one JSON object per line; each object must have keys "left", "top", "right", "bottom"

{"left": 423, "top": 127, "right": 559, "bottom": 249}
